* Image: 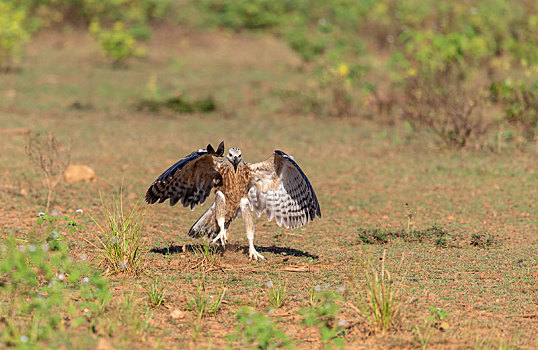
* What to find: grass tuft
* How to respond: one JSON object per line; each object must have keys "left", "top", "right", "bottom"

{"left": 90, "top": 189, "right": 145, "bottom": 275}
{"left": 352, "top": 250, "right": 402, "bottom": 332}
{"left": 266, "top": 279, "right": 287, "bottom": 309}
{"left": 187, "top": 275, "right": 226, "bottom": 320}
{"left": 192, "top": 239, "right": 220, "bottom": 270}
{"left": 146, "top": 277, "right": 166, "bottom": 307}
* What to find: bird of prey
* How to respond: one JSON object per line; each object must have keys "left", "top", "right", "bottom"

{"left": 146, "top": 142, "right": 321, "bottom": 260}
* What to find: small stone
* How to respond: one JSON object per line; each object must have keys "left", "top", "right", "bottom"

{"left": 96, "top": 337, "right": 115, "bottom": 350}
{"left": 170, "top": 309, "right": 185, "bottom": 319}
{"left": 64, "top": 165, "right": 97, "bottom": 183}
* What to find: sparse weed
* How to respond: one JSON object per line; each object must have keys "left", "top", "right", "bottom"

{"left": 90, "top": 189, "right": 145, "bottom": 275}
{"left": 266, "top": 279, "right": 287, "bottom": 309}
{"left": 405, "top": 202, "right": 415, "bottom": 232}
{"left": 412, "top": 319, "right": 435, "bottom": 350}
{"left": 301, "top": 289, "right": 345, "bottom": 349}
{"left": 352, "top": 250, "right": 401, "bottom": 332}
{"left": 228, "top": 307, "right": 293, "bottom": 349}
{"left": 25, "top": 132, "right": 70, "bottom": 211}
{"left": 187, "top": 275, "right": 226, "bottom": 319}
{"left": 146, "top": 277, "right": 166, "bottom": 307}
{"left": 107, "top": 292, "right": 153, "bottom": 338}
{"left": 412, "top": 306, "right": 450, "bottom": 349}
{"left": 192, "top": 239, "right": 219, "bottom": 269}
{"left": 470, "top": 233, "right": 496, "bottom": 248}
{"left": 357, "top": 228, "right": 390, "bottom": 244}
{"left": 357, "top": 225, "right": 451, "bottom": 246}
{"left": 427, "top": 306, "right": 451, "bottom": 330}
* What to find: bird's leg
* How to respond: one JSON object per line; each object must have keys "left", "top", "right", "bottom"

{"left": 212, "top": 191, "right": 228, "bottom": 247}
{"left": 240, "top": 198, "right": 265, "bottom": 261}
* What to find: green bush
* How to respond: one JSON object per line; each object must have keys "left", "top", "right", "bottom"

{"left": 197, "top": 0, "right": 296, "bottom": 30}
{"left": 90, "top": 21, "right": 138, "bottom": 67}
{"left": 0, "top": 2, "right": 30, "bottom": 70}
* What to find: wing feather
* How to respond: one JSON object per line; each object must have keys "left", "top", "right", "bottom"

{"left": 146, "top": 144, "right": 223, "bottom": 209}
{"left": 248, "top": 150, "right": 321, "bottom": 229}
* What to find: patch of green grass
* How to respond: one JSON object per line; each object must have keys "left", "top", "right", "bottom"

{"left": 470, "top": 233, "right": 497, "bottom": 248}
{"left": 357, "top": 225, "right": 452, "bottom": 246}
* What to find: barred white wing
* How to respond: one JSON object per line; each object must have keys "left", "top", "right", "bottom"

{"left": 248, "top": 150, "right": 321, "bottom": 229}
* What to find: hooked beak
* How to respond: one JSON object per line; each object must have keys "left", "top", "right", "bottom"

{"left": 233, "top": 157, "right": 239, "bottom": 172}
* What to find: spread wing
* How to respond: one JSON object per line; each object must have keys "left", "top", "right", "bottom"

{"left": 248, "top": 150, "right": 321, "bottom": 229}
{"left": 145, "top": 142, "right": 224, "bottom": 209}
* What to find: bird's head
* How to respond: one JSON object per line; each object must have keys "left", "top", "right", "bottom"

{"left": 226, "top": 147, "right": 242, "bottom": 172}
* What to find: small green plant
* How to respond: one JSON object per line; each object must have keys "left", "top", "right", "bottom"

{"left": 412, "top": 306, "right": 451, "bottom": 349}
{"left": 187, "top": 276, "right": 226, "bottom": 319}
{"left": 146, "top": 277, "right": 166, "bottom": 307}
{"left": 301, "top": 289, "right": 345, "bottom": 349}
{"left": 266, "top": 279, "right": 287, "bottom": 309}
{"left": 228, "top": 307, "right": 293, "bottom": 349}
{"left": 35, "top": 210, "right": 84, "bottom": 250}
{"left": 353, "top": 250, "right": 401, "bottom": 332}
{"left": 90, "top": 189, "right": 145, "bottom": 275}
{"left": 427, "top": 306, "right": 451, "bottom": 330}
{"left": 470, "top": 233, "right": 496, "bottom": 248}
{"left": 26, "top": 132, "right": 71, "bottom": 211}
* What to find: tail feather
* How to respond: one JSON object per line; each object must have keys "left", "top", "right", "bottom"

{"left": 188, "top": 204, "right": 219, "bottom": 239}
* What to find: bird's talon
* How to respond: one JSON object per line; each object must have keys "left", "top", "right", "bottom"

{"left": 249, "top": 249, "right": 265, "bottom": 261}
{"left": 212, "top": 230, "right": 228, "bottom": 247}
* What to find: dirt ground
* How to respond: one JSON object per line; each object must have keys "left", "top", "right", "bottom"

{"left": 0, "top": 27, "right": 536, "bottom": 349}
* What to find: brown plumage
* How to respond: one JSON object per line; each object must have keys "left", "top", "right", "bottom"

{"left": 146, "top": 142, "right": 321, "bottom": 260}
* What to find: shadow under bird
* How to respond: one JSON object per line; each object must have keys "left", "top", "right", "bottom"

{"left": 145, "top": 141, "right": 321, "bottom": 260}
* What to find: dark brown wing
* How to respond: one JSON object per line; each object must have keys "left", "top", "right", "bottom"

{"left": 146, "top": 144, "right": 224, "bottom": 209}
{"left": 248, "top": 150, "right": 321, "bottom": 229}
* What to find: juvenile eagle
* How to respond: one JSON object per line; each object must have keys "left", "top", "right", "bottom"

{"left": 146, "top": 142, "right": 321, "bottom": 260}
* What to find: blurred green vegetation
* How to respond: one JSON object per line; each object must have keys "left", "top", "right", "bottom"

{"left": 1, "top": 0, "right": 537, "bottom": 146}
